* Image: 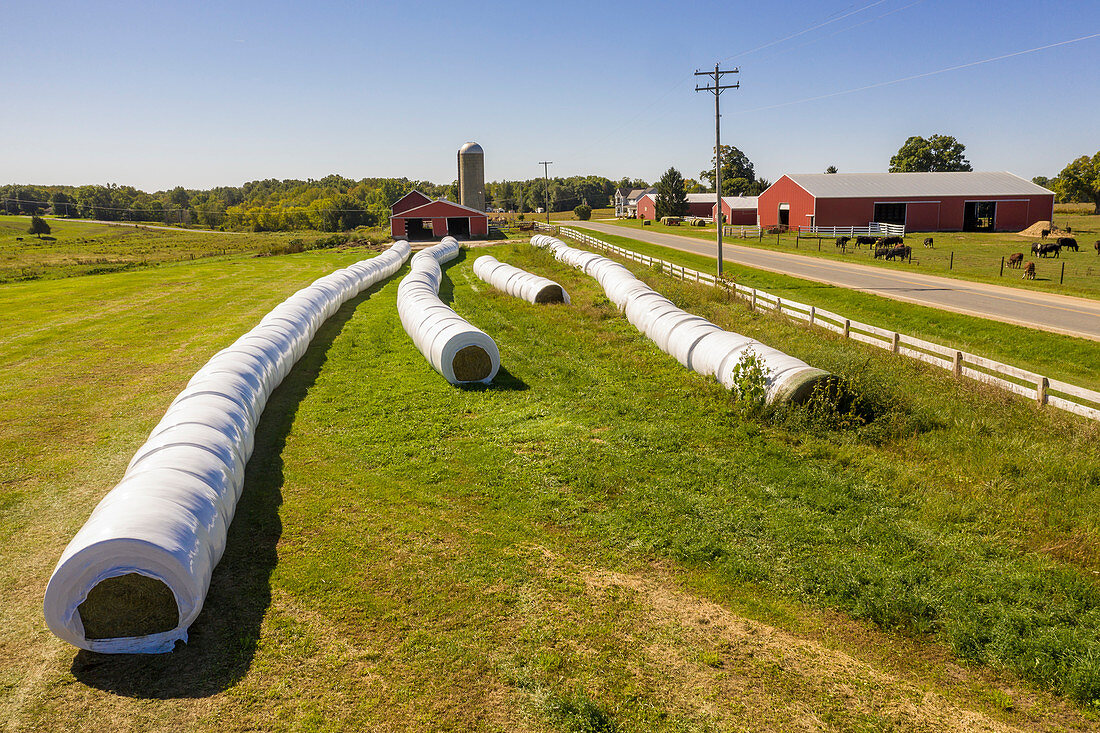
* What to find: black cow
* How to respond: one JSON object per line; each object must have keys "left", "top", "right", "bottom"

{"left": 1038, "top": 242, "right": 1061, "bottom": 258}
{"left": 1058, "top": 237, "right": 1078, "bottom": 252}
{"left": 1031, "top": 242, "right": 1042, "bottom": 256}
{"left": 923, "top": 237, "right": 934, "bottom": 248}
{"left": 855, "top": 235, "right": 877, "bottom": 248}
{"left": 886, "top": 245, "right": 911, "bottom": 261}
{"left": 1041, "top": 229, "right": 1050, "bottom": 239}
{"left": 873, "top": 246, "right": 890, "bottom": 259}
{"left": 882, "top": 235, "right": 904, "bottom": 246}
{"left": 835, "top": 236, "right": 850, "bottom": 248}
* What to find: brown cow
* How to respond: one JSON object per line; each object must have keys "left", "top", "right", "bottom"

{"left": 1007, "top": 252, "right": 1023, "bottom": 269}
{"left": 1095, "top": 240, "right": 1100, "bottom": 255}
{"left": 1023, "top": 262, "right": 1036, "bottom": 280}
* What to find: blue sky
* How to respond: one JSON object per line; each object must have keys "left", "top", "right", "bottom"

{"left": 3, "top": 0, "right": 1098, "bottom": 191}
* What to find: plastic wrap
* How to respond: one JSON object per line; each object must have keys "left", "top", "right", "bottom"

{"left": 44, "top": 240, "right": 411, "bottom": 654}
{"left": 531, "top": 234, "right": 829, "bottom": 403}
{"left": 397, "top": 237, "right": 500, "bottom": 385}
{"left": 472, "top": 255, "right": 570, "bottom": 304}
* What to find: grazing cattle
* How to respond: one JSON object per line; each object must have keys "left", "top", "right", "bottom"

{"left": 923, "top": 237, "right": 934, "bottom": 248}
{"left": 1041, "top": 229, "right": 1050, "bottom": 239}
{"left": 1038, "top": 242, "right": 1061, "bottom": 258}
{"left": 886, "top": 245, "right": 911, "bottom": 261}
{"left": 1058, "top": 237, "right": 1078, "bottom": 252}
{"left": 1066, "top": 226, "right": 1073, "bottom": 234}
{"left": 835, "top": 236, "right": 850, "bottom": 248}
{"left": 1095, "top": 240, "right": 1100, "bottom": 255}
{"left": 855, "top": 235, "right": 877, "bottom": 248}
{"left": 1031, "top": 242, "right": 1042, "bottom": 256}
{"left": 1023, "top": 262, "right": 1036, "bottom": 279}
{"left": 873, "top": 246, "right": 891, "bottom": 259}
{"left": 882, "top": 235, "right": 904, "bottom": 246}
{"left": 1007, "top": 252, "right": 1024, "bottom": 269}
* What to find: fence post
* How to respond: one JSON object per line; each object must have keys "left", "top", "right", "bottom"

{"left": 751, "top": 289, "right": 757, "bottom": 311}
{"left": 1061, "top": 262, "right": 1065, "bottom": 284}
{"left": 1037, "top": 376, "right": 1049, "bottom": 406}
{"left": 1000, "top": 256, "right": 1004, "bottom": 277}
{"left": 891, "top": 332, "right": 900, "bottom": 354}
{"left": 809, "top": 306, "right": 815, "bottom": 327}
{"left": 949, "top": 251, "right": 954, "bottom": 270}
{"left": 776, "top": 296, "right": 782, "bottom": 314}
{"left": 953, "top": 351, "right": 962, "bottom": 377}
{"left": 843, "top": 319, "right": 850, "bottom": 338}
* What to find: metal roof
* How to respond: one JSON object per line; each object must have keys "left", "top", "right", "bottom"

{"left": 720, "top": 196, "right": 758, "bottom": 209}
{"left": 784, "top": 171, "right": 1052, "bottom": 199}
{"left": 458, "top": 141, "right": 483, "bottom": 155}
{"left": 685, "top": 193, "right": 718, "bottom": 203}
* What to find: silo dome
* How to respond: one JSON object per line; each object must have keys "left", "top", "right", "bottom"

{"left": 457, "top": 142, "right": 485, "bottom": 213}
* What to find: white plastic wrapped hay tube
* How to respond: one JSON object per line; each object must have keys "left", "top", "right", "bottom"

{"left": 397, "top": 237, "right": 500, "bottom": 384}
{"left": 472, "top": 254, "right": 570, "bottom": 304}
{"left": 43, "top": 240, "right": 412, "bottom": 654}
{"left": 531, "top": 234, "right": 830, "bottom": 403}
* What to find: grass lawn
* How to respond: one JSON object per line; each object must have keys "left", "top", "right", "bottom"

{"left": 558, "top": 228, "right": 1100, "bottom": 394}
{"left": 592, "top": 216, "right": 1100, "bottom": 300}
{"left": 0, "top": 215, "right": 388, "bottom": 283}
{"left": 3, "top": 241, "right": 1100, "bottom": 730}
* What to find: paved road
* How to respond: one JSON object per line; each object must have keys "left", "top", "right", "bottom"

{"left": 570, "top": 221, "right": 1100, "bottom": 342}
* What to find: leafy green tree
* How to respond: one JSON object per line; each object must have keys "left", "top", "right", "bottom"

{"left": 655, "top": 167, "right": 688, "bottom": 219}
{"left": 889, "top": 134, "right": 972, "bottom": 172}
{"left": 27, "top": 215, "right": 50, "bottom": 238}
{"left": 573, "top": 204, "right": 592, "bottom": 221}
{"left": 700, "top": 145, "right": 755, "bottom": 194}
{"left": 744, "top": 178, "right": 771, "bottom": 196}
{"left": 825, "top": 165, "right": 838, "bottom": 174}
{"left": 1055, "top": 152, "right": 1100, "bottom": 213}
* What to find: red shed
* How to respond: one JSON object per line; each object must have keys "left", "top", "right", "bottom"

{"left": 712, "top": 196, "right": 758, "bottom": 226}
{"left": 636, "top": 192, "right": 718, "bottom": 220}
{"left": 390, "top": 191, "right": 488, "bottom": 240}
{"left": 757, "top": 172, "right": 1054, "bottom": 232}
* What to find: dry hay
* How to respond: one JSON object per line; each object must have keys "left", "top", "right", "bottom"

{"left": 451, "top": 345, "right": 493, "bottom": 382}
{"left": 78, "top": 573, "right": 178, "bottom": 640}
{"left": 1018, "top": 221, "right": 1069, "bottom": 238}
{"left": 533, "top": 284, "right": 566, "bottom": 304}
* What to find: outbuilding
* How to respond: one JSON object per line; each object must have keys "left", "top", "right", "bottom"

{"left": 636, "top": 192, "right": 718, "bottom": 220}
{"left": 756, "top": 172, "right": 1054, "bottom": 232}
{"left": 390, "top": 190, "right": 488, "bottom": 240}
{"left": 712, "top": 196, "right": 759, "bottom": 226}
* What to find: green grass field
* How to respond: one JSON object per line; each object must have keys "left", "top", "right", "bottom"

{"left": 0, "top": 215, "right": 389, "bottom": 283}
{"left": 556, "top": 228, "right": 1100, "bottom": 394}
{"left": 4, "top": 237, "right": 1100, "bottom": 730}
{"left": 588, "top": 215, "right": 1100, "bottom": 300}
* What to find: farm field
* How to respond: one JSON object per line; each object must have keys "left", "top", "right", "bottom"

{"left": 590, "top": 215, "right": 1100, "bottom": 300}
{"left": 0, "top": 215, "right": 390, "bottom": 283}
{"left": 548, "top": 228, "right": 1100, "bottom": 394}
{"left": 4, "top": 238, "right": 1100, "bottom": 731}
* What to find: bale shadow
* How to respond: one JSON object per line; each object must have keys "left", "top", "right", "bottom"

{"left": 70, "top": 281, "right": 386, "bottom": 699}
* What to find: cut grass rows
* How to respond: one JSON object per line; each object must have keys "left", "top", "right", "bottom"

{"left": 2, "top": 243, "right": 1099, "bottom": 730}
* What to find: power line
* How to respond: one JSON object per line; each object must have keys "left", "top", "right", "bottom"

{"left": 695, "top": 65, "right": 740, "bottom": 278}
{"left": 718, "top": 0, "right": 890, "bottom": 64}
{"left": 734, "top": 31, "right": 1100, "bottom": 115}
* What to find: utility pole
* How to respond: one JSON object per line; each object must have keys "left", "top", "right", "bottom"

{"left": 694, "top": 63, "right": 739, "bottom": 277}
{"left": 538, "top": 161, "right": 552, "bottom": 225}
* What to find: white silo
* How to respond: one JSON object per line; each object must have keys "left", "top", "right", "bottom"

{"left": 458, "top": 141, "right": 485, "bottom": 212}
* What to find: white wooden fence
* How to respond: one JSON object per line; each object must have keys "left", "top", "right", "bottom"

{"left": 537, "top": 223, "right": 1100, "bottom": 422}
{"left": 797, "top": 222, "right": 906, "bottom": 238}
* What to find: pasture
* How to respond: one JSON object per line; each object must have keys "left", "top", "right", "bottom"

{"left": 0, "top": 215, "right": 390, "bottom": 283}
{"left": 596, "top": 216, "right": 1100, "bottom": 300}
{"left": 3, "top": 238, "right": 1100, "bottom": 730}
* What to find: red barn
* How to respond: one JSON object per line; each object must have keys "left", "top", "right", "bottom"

{"left": 636, "top": 192, "right": 717, "bottom": 220}
{"left": 712, "top": 196, "right": 758, "bottom": 226}
{"left": 757, "top": 172, "right": 1054, "bottom": 232}
{"left": 390, "top": 190, "right": 488, "bottom": 240}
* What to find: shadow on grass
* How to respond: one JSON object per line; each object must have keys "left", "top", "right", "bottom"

{"left": 70, "top": 282, "right": 385, "bottom": 699}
